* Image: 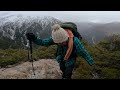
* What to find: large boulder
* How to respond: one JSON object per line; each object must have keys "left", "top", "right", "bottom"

{"left": 0, "top": 59, "right": 62, "bottom": 79}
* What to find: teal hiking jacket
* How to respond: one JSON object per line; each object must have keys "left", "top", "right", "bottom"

{"left": 33, "top": 36, "right": 94, "bottom": 67}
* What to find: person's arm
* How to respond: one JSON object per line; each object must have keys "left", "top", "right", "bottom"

{"left": 33, "top": 36, "right": 55, "bottom": 47}
{"left": 74, "top": 37, "right": 94, "bottom": 66}
{"left": 56, "top": 45, "right": 63, "bottom": 63}
{"left": 26, "top": 33, "right": 55, "bottom": 47}
{"left": 56, "top": 55, "right": 63, "bottom": 63}
{"left": 64, "top": 30, "right": 73, "bottom": 61}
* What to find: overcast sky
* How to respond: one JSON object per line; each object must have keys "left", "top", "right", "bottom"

{"left": 0, "top": 11, "right": 120, "bottom": 23}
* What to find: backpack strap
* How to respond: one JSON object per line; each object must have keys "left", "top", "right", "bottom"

{"left": 55, "top": 37, "right": 77, "bottom": 60}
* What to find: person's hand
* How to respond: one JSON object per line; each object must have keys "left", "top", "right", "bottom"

{"left": 88, "top": 59, "right": 94, "bottom": 66}
{"left": 63, "top": 57, "right": 68, "bottom": 61}
{"left": 26, "top": 33, "right": 36, "bottom": 41}
{"left": 56, "top": 55, "right": 62, "bottom": 63}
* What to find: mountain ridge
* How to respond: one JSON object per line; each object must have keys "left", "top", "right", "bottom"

{"left": 0, "top": 14, "right": 120, "bottom": 49}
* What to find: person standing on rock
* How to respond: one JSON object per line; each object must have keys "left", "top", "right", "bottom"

{"left": 26, "top": 24, "right": 94, "bottom": 79}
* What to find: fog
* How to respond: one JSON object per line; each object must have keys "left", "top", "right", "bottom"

{"left": 0, "top": 11, "right": 120, "bottom": 23}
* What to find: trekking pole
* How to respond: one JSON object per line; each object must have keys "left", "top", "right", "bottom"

{"left": 29, "top": 39, "right": 36, "bottom": 76}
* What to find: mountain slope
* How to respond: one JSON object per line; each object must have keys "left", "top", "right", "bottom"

{"left": 0, "top": 14, "right": 62, "bottom": 49}
{"left": 76, "top": 22, "right": 120, "bottom": 44}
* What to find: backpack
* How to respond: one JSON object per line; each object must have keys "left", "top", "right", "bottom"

{"left": 60, "top": 22, "right": 82, "bottom": 40}
{"left": 55, "top": 22, "right": 82, "bottom": 58}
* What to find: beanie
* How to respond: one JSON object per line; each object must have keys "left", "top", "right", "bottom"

{"left": 52, "top": 24, "right": 69, "bottom": 43}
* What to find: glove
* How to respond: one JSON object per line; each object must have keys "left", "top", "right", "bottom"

{"left": 26, "top": 33, "right": 36, "bottom": 41}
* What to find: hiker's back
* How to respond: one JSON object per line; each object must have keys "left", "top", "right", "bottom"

{"left": 55, "top": 22, "right": 82, "bottom": 58}
{"left": 60, "top": 22, "right": 82, "bottom": 40}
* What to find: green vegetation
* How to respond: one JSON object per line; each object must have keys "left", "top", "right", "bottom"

{"left": 32, "top": 45, "right": 57, "bottom": 59}
{"left": 73, "top": 34, "right": 120, "bottom": 79}
{"left": 0, "top": 48, "right": 28, "bottom": 67}
{"left": 0, "top": 45, "right": 57, "bottom": 68}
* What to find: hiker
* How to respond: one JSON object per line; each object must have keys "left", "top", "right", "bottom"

{"left": 26, "top": 24, "right": 94, "bottom": 79}
{"left": 56, "top": 22, "right": 82, "bottom": 62}
{"left": 57, "top": 24, "right": 74, "bottom": 61}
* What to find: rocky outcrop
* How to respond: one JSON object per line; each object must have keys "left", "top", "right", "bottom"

{"left": 0, "top": 59, "right": 62, "bottom": 79}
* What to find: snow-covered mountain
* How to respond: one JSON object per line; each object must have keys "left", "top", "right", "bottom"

{"left": 0, "top": 14, "right": 62, "bottom": 49}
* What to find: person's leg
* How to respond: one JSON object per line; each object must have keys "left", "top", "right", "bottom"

{"left": 64, "top": 64, "right": 75, "bottom": 79}
{"left": 59, "top": 61, "right": 66, "bottom": 79}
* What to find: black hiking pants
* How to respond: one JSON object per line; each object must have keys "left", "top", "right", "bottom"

{"left": 59, "top": 61, "right": 75, "bottom": 79}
